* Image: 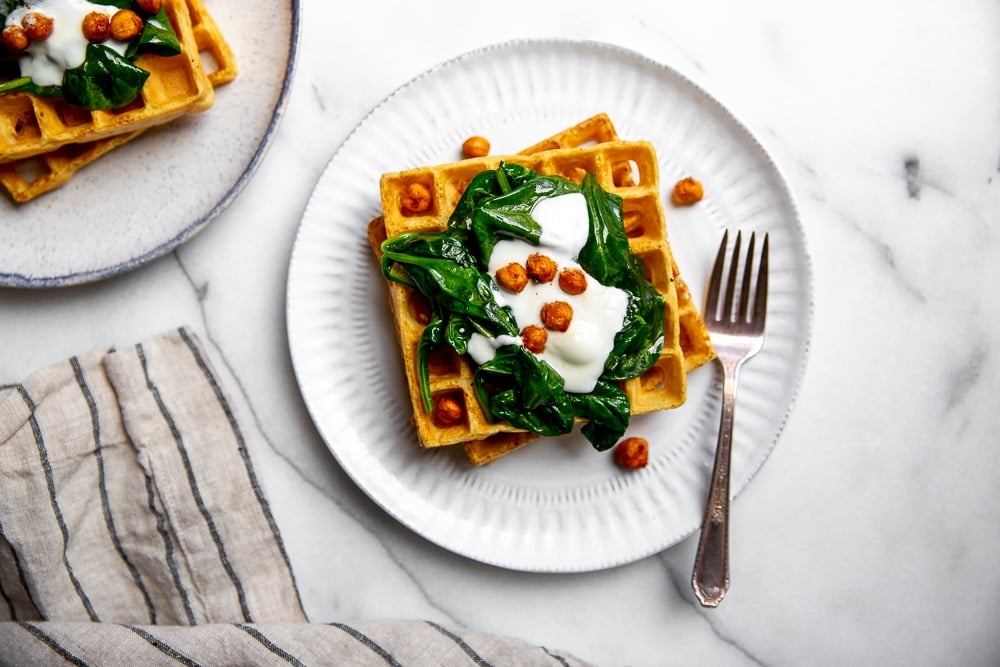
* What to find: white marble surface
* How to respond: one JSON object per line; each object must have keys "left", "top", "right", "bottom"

{"left": 3, "top": 1, "right": 1000, "bottom": 665}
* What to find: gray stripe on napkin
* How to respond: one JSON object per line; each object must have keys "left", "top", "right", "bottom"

{"left": 0, "top": 326, "right": 594, "bottom": 666}
{"left": 0, "top": 620, "right": 593, "bottom": 666}
{"left": 0, "top": 327, "right": 305, "bottom": 625}
{"left": 15, "top": 383, "right": 100, "bottom": 622}
{"left": 71, "top": 356, "right": 158, "bottom": 624}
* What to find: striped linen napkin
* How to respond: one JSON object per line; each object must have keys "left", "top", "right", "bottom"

{"left": 0, "top": 326, "right": 591, "bottom": 666}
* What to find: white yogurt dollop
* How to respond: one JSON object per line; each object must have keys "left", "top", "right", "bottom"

{"left": 466, "top": 192, "right": 629, "bottom": 394}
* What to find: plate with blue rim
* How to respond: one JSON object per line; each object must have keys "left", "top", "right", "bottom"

{"left": 0, "top": 0, "right": 299, "bottom": 288}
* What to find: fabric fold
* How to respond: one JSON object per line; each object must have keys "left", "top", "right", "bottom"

{"left": 0, "top": 327, "right": 304, "bottom": 626}
{"left": 0, "top": 619, "right": 591, "bottom": 666}
{"left": 0, "top": 326, "right": 594, "bottom": 666}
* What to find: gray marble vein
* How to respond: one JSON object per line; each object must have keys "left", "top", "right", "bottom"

{"left": 1, "top": 1, "right": 999, "bottom": 666}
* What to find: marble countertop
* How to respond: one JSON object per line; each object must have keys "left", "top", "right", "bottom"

{"left": 3, "top": 1, "right": 999, "bottom": 665}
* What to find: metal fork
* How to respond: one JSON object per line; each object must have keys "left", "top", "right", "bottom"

{"left": 691, "top": 229, "right": 769, "bottom": 608}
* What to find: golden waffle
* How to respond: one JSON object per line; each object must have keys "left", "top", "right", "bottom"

{"left": 375, "top": 140, "right": 687, "bottom": 453}
{"left": 519, "top": 112, "right": 635, "bottom": 189}
{"left": 520, "top": 113, "right": 623, "bottom": 153}
{"left": 460, "top": 114, "right": 713, "bottom": 465}
{"left": 185, "top": 0, "right": 238, "bottom": 88}
{"left": 673, "top": 264, "right": 715, "bottom": 372}
{"left": 0, "top": 0, "right": 216, "bottom": 165}
{"left": 0, "top": 130, "right": 141, "bottom": 202}
{"left": 0, "top": 0, "right": 237, "bottom": 203}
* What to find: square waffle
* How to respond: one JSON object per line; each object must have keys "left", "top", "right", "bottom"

{"left": 464, "top": 116, "right": 714, "bottom": 464}
{"left": 0, "top": 0, "right": 216, "bottom": 166}
{"left": 373, "top": 140, "right": 688, "bottom": 454}
{"left": 0, "top": 0, "right": 237, "bottom": 203}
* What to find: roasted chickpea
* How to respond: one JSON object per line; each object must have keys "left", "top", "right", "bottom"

{"left": 434, "top": 395, "right": 464, "bottom": 425}
{"left": 540, "top": 301, "right": 573, "bottom": 332}
{"left": 81, "top": 12, "right": 111, "bottom": 43}
{"left": 494, "top": 262, "right": 528, "bottom": 294}
{"left": 400, "top": 182, "right": 432, "bottom": 215}
{"left": 136, "top": 0, "right": 163, "bottom": 13}
{"left": 109, "top": 9, "right": 143, "bottom": 41}
{"left": 21, "top": 12, "right": 54, "bottom": 41}
{"left": 461, "top": 135, "right": 490, "bottom": 159}
{"left": 613, "top": 437, "right": 649, "bottom": 469}
{"left": 671, "top": 176, "right": 704, "bottom": 206}
{"left": 558, "top": 268, "right": 587, "bottom": 295}
{"left": 520, "top": 325, "right": 548, "bottom": 354}
{"left": 526, "top": 253, "right": 557, "bottom": 283}
{"left": 1, "top": 25, "right": 29, "bottom": 54}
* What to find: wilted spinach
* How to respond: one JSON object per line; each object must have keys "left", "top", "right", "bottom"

{"left": 62, "top": 44, "right": 150, "bottom": 109}
{"left": 578, "top": 175, "right": 666, "bottom": 380}
{"left": 126, "top": 7, "right": 182, "bottom": 59}
{"left": 0, "top": 2, "right": 181, "bottom": 110}
{"left": 0, "top": 76, "right": 60, "bottom": 98}
{"left": 0, "top": 0, "right": 28, "bottom": 16}
{"left": 380, "top": 164, "right": 665, "bottom": 451}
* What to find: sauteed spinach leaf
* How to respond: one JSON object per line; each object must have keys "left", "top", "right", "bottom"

{"left": 0, "top": 76, "right": 59, "bottom": 98}
{"left": 380, "top": 165, "right": 665, "bottom": 451}
{"left": 0, "top": 0, "right": 28, "bottom": 19}
{"left": 126, "top": 7, "right": 181, "bottom": 58}
{"left": 62, "top": 44, "right": 150, "bottom": 109}
{"left": 578, "top": 175, "right": 666, "bottom": 380}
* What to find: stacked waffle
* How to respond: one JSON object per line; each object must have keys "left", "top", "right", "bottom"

{"left": 0, "top": 0, "right": 236, "bottom": 202}
{"left": 369, "top": 115, "right": 714, "bottom": 465}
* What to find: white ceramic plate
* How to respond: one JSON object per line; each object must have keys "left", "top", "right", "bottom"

{"left": 0, "top": 0, "right": 299, "bottom": 288}
{"left": 287, "top": 39, "right": 812, "bottom": 572}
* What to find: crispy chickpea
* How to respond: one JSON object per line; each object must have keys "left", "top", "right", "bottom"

{"left": 462, "top": 135, "right": 490, "bottom": 159}
{"left": 671, "top": 176, "right": 704, "bottom": 206}
{"left": 526, "top": 253, "right": 557, "bottom": 283}
{"left": 494, "top": 262, "right": 528, "bottom": 294}
{"left": 1, "top": 25, "right": 29, "bottom": 54}
{"left": 540, "top": 301, "right": 573, "bottom": 332}
{"left": 21, "top": 12, "right": 54, "bottom": 41}
{"left": 136, "top": 0, "right": 163, "bottom": 13}
{"left": 613, "top": 437, "right": 649, "bottom": 469}
{"left": 434, "top": 395, "right": 464, "bottom": 425}
{"left": 81, "top": 12, "right": 111, "bottom": 43}
{"left": 400, "top": 182, "right": 432, "bottom": 215}
{"left": 558, "top": 268, "right": 587, "bottom": 295}
{"left": 109, "top": 9, "right": 143, "bottom": 41}
{"left": 520, "top": 325, "right": 548, "bottom": 354}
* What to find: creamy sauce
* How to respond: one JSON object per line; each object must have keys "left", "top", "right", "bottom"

{"left": 466, "top": 192, "right": 630, "bottom": 394}
{"left": 6, "top": 0, "right": 126, "bottom": 87}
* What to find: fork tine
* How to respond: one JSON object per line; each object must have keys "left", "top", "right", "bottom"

{"left": 752, "top": 233, "right": 769, "bottom": 330}
{"left": 738, "top": 233, "right": 757, "bottom": 324}
{"left": 705, "top": 229, "right": 729, "bottom": 320}
{"left": 723, "top": 231, "right": 742, "bottom": 323}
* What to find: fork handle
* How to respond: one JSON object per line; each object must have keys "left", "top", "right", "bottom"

{"left": 691, "top": 359, "right": 740, "bottom": 607}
